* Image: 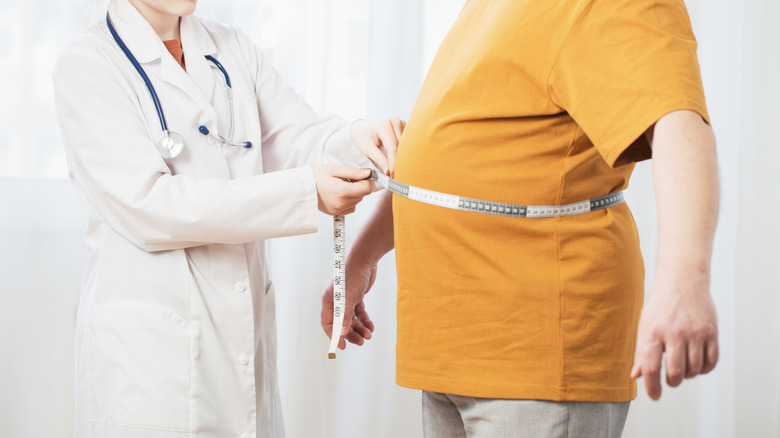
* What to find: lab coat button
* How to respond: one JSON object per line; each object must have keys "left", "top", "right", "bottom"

{"left": 234, "top": 282, "right": 246, "bottom": 292}
{"left": 238, "top": 354, "right": 250, "bottom": 366}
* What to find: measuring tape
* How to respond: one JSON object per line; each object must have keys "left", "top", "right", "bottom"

{"left": 369, "top": 170, "right": 625, "bottom": 218}
{"left": 328, "top": 214, "right": 346, "bottom": 359}
{"left": 327, "top": 169, "right": 625, "bottom": 358}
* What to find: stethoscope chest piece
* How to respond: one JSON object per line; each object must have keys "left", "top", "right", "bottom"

{"left": 156, "top": 131, "right": 184, "bottom": 159}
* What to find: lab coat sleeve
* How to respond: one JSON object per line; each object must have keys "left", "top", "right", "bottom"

{"left": 233, "top": 29, "right": 372, "bottom": 173}
{"left": 53, "top": 43, "right": 319, "bottom": 252}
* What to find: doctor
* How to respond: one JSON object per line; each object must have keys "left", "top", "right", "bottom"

{"left": 53, "top": 0, "right": 403, "bottom": 437}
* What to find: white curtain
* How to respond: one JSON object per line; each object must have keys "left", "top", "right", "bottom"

{"left": 1, "top": 1, "right": 778, "bottom": 437}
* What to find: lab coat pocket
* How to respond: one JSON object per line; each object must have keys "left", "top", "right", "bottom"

{"left": 92, "top": 422, "right": 188, "bottom": 438}
{"left": 89, "top": 301, "right": 190, "bottom": 433}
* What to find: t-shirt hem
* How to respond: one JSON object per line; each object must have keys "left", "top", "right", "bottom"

{"left": 396, "top": 374, "right": 637, "bottom": 403}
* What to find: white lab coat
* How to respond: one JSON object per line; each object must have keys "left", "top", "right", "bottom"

{"left": 53, "top": 1, "right": 370, "bottom": 437}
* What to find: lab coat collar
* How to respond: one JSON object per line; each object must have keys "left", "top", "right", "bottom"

{"left": 107, "top": 0, "right": 217, "bottom": 63}
{"left": 108, "top": 0, "right": 219, "bottom": 125}
{"left": 179, "top": 15, "right": 218, "bottom": 112}
{"left": 181, "top": 14, "right": 217, "bottom": 59}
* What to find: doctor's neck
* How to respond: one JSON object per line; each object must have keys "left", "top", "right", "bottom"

{"left": 128, "top": 0, "right": 197, "bottom": 40}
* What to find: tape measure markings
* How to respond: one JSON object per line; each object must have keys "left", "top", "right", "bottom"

{"left": 371, "top": 170, "right": 624, "bottom": 218}
{"left": 328, "top": 214, "right": 346, "bottom": 359}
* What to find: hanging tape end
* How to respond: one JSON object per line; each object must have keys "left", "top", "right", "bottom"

{"left": 328, "top": 353, "right": 337, "bottom": 359}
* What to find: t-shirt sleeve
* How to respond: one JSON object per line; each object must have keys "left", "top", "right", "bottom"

{"left": 548, "top": 0, "right": 709, "bottom": 167}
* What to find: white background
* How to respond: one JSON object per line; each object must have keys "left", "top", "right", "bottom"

{"left": 0, "top": 0, "right": 778, "bottom": 437}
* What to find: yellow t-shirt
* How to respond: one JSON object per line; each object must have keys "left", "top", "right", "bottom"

{"left": 394, "top": 0, "right": 708, "bottom": 402}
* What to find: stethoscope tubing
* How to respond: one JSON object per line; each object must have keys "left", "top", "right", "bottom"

{"left": 106, "top": 13, "right": 169, "bottom": 132}
{"left": 205, "top": 55, "right": 231, "bottom": 88}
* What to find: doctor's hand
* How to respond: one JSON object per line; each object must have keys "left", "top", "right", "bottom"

{"left": 631, "top": 269, "right": 719, "bottom": 400}
{"left": 350, "top": 118, "right": 405, "bottom": 177}
{"left": 312, "top": 165, "right": 373, "bottom": 215}
{"left": 321, "top": 259, "right": 377, "bottom": 350}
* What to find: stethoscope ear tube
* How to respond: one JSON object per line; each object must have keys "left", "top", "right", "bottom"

{"left": 106, "top": 13, "right": 252, "bottom": 159}
{"left": 198, "top": 125, "right": 253, "bottom": 149}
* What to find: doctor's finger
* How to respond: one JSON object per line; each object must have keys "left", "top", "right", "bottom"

{"left": 339, "top": 181, "right": 373, "bottom": 202}
{"left": 390, "top": 118, "right": 406, "bottom": 150}
{"left": 330, "top": 165, "right": 372, "bottom": 182}
{"left": 332, "top": 206, "right": 357, "bottom": 216}
{"left": 392, "top": 118, "right": 406, "bottom": 139}
{"left": 361, "top": 146, "right": 389, "bottom": 177}
{"left": 376, "top": 120, "right": 401, "bottom": 176}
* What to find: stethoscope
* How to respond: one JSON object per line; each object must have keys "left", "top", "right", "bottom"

{"left": 106, "top": 14, "right": 252, "bottom": 159}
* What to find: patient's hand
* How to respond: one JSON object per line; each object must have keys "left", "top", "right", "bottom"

{"left": 321, "top": 261, "right": 377, "bottom": 350}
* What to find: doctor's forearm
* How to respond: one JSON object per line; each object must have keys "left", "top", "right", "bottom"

{"left": 82, "top": 168, "right": 320, "bottom": 252}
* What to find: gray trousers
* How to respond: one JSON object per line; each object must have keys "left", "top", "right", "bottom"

{"left": 422, "top": 391, "right": 630, "bottom": 438}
